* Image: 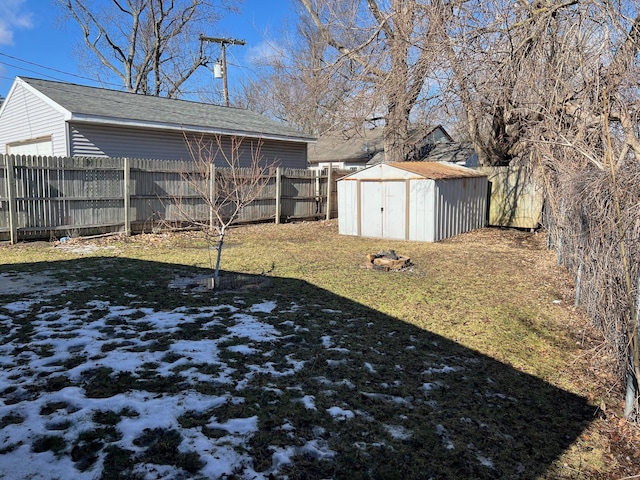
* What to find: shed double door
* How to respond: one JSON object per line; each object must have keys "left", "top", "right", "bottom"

{"left": 360, "top": 180, "right": 406, "bottom": 240}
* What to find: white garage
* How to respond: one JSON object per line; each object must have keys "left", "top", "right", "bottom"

{"left": 7, "top": 136, "right": 53, "bottom": 156}
{"left": 337, "top": 162, "right": 488, "bottom": 242}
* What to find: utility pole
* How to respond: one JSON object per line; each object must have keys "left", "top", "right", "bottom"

{"left": 199, "top": 35, "right": 245, "bottom": 106}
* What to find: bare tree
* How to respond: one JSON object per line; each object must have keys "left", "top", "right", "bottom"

{"left": 234, "top": 9, "right": 362, "bottom": 135}
{"left": 175, "top": 134, "right": 275, "bottom": 289}
{"left": 58, "top": 0, "right": 238, "bottom": 98}
{"left": 297, "top": 0, "right": 447, "bottom": 162}
{"left": 435, "top": 0, "right": 640, "bottom": 168}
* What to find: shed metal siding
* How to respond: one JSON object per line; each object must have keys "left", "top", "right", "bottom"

{"left": 69, "top": 123, "right": 308, "bottom": 168}
{"left": 337, "top": 180, "right": 358, "bottom": 235}
{"left": 338, "top": 162, "right": 487, "bottom": 242}
{"left": 408, "top": 179, "right": 436, "bottom": 242}
{"left": 382, "top": 181, "right": 407, "bottom": 239}
{"left": 433, "top": 177, "right": 487, "bottom": 242}
{"left": 0, "top": 82, "right": 67, "bottom": 156}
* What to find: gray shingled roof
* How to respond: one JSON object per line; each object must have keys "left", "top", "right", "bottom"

{"left": 307, "top": 128, "right": 385, "bottom": 164}
{"left": 307, "top": 126, "right": 450, "bottom": 164}
{"left": 422, "top": 141, "right": 476, "bottom": 165}
{"left": 19, "top": 77, "right": 315, "bottom": 143}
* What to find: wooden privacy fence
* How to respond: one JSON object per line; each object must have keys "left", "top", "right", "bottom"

{"left": 479, "top": 165, "right": 544, "bottom": 229}
{"left": 0, "top": 155, "right": 343, "bottom": 243}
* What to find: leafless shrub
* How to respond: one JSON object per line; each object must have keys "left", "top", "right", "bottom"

{"left": 542, "top": 153, "right": 640, "bottom": 417}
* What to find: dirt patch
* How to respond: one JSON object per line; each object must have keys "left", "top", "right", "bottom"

{"left": 55, "top": 237, "right": 122, "bottom": 255}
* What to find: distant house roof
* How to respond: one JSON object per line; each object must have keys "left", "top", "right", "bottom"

{"left": 421, "top": 141, "right": 477, "bottom": 165}
{"left": 11, "top": 77, "right": 315, "bottom": 144}
{"left": 308, "top": 125, "right": 451, "bottom": 165}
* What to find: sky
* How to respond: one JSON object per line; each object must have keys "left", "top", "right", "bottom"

{"left": 0, "top": 0, "right": 295, "bottom": 99}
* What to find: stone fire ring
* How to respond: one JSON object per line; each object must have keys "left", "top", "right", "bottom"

{"left": 365, "top": 250, "right": 411, "bottom": 271}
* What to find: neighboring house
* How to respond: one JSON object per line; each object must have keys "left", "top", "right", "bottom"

{"left": 307, "top": 125, "right": 452, "bottom": 171}
{"left": 420, "top": 141, "right": 478, "bottom": 168}
{"left": 0, "top": 77, "right": 315, "bottom": 167}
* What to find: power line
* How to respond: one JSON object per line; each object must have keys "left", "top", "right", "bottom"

{"left": 0, "top": 52, "right": 122, "bottom": 88}
{"left": 0, "top": 60, "right": 66, "bottom": 82}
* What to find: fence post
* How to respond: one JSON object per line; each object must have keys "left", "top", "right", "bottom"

{"left": 625, "top": 274, "right": 640, "bottom": 418}
{"left": 326, "top": 167, "right": 333, "bottom": 221}
{"left": 5, "top": 155, "right": 18, "bottom": 244}
{"left": 556, "top": 199, "right": 565, "bottom": 265}
{"left": 123, "top": 158, "right": 131, "bottom": 236}
{"left": 574, "top": 263, "right": 583, "bottom": 307}
{"left": 574, "top": 224, "right": 586, "bottom": 307}
{"left": 275, "top": 167, "right": 282, "bottom": 224}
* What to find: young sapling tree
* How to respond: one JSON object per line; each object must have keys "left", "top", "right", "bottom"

{"left": 176, "top": 134, "right": 275, "bottom": 289}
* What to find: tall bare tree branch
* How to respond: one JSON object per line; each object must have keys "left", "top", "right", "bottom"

{"left": 58, "top": 0, "right": 238, "bottom": 98}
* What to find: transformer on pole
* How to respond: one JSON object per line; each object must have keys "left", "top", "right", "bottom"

{"left": 199, "top": 35, "right": 246, "bottom": 107}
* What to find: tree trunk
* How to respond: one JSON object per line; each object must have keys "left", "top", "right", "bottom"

{"left": 384, "top": 102, "right": 409, "bottom": 163}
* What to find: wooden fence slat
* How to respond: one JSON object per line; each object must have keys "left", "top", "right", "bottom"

{"left": 275, "top": 167, "right": 282, "bottom": 224}
{"left": 0, "top": 154, "right": 340, "bottom": 241}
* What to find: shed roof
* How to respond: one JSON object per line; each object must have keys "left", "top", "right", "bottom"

{"left": 11, "top": 77, "right": 315, "bottom": 144}
{"left": 389, "top": 161, "right": 486, "bottom": 179}
{"left": 339, "top": 161, "right": 486, "bottom": 181}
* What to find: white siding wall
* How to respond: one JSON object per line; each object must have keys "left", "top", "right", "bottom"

{"left": 69, "top": 123, "right": 307, "bottom": 168}
{"left": 0, "top": 82, "right": 67, "bottom": 156}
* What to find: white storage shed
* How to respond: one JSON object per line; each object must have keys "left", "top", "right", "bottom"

{"left": 338, "top": 162, "right": 488, "bottom": 242}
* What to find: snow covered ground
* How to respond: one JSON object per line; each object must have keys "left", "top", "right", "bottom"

{"left": 0, "top": 269, "right": 591, "bottom": 479}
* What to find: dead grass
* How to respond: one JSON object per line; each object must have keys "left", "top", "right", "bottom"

{"left": 1, "top": 220, "right": 639, "bottom": 478}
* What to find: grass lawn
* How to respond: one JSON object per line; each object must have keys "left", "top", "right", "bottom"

{"left": 0, "top": 221, "right": 638, "bottom": 479}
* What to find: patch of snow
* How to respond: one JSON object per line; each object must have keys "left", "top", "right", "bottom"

{"left": 361, "top": 392, "right": 414, "bottom": 407}
{"left": 329, "top": 347, "right": 350, "bottom": 354}
{"left": 436, "top": 424, "right": 455, "bottom": 450}
{"left": 228, "top": 313, "right": 281, "bottom": 341}
{"left": 326, "top": 358, "right": 348, "bottom": 367}
{"left": 384, "top": 424, "right": 413, "bottom": 440}
{"left": 300, "top": 395, "right": 317, "bottom": 410}
{"left": 477, "top": 454, "right": 495, "bottom": 468}
{"left": 422, "top": 365, "right": 458, "bottom": 375}
{"left": 248, "top": 300, "right": 277, "bottom": 313}
{"left": 1, "top": 300, "right": 38, "bottom": 312}
{"left": 0, "top": 271, "right": 99, "bottom": 297}
{"left": 327, "top": 406, "right": 355, "bottom": 421}
{"left": 227, "top": 344, "right": 258, "bottom": 355}
{"left": 207, "top": 416, "right": 259, "bottom": 435}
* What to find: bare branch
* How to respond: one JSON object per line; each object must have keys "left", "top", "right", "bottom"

{"left": 58, "top": 0, "right": 235, "bottom": 97}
